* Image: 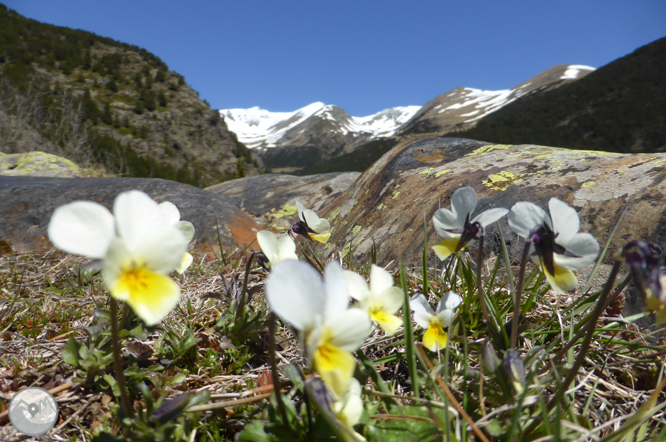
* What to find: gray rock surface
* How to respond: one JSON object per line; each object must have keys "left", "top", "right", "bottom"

{"left": 0, "top": 176, "right": 262, "bottom": 254}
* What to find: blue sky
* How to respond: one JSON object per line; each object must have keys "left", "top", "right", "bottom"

{"left": 5, "top": 1, "right": 665, "bottom": 116}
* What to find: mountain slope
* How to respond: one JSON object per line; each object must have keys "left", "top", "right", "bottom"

{"left": 398, "top": 64, "right": 594, "bottom": 136}
{"left": 0, "top": 4, "right": 259, "bottom": 187}
{"left": 446, "top": 37, "right": 666, "bottom": 153}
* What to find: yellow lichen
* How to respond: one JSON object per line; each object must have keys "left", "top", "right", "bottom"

{"left": 534, "top": 154, "right": 553, "bottom": 160}
{"left": 466, "top": 144, "right": 512, "bottom": 157}
{"left": 378, "top": 203, "right": 385, "bottom": 211}
{"left": 482, "top": 171, "right": 521, "bottom": 191}
{"left": 392, "top": 191, "right": 401, "bottom": 200}
{"left": 435, "top": 169, "right": 451, "bottom": 178}
{"left": 352, "top": 225, "right": 362, "bottom": 236}
{"left": 582, "top": 181, "right": 596, "bottom": 188}
{"left": 271, "top": 204, "right": 298, "bottom": 219}
{"left": 330, "top": 207, "right": 341, "bottom": 220}
{"left": 419, "top": 168, "right": 434, "bottom": 175}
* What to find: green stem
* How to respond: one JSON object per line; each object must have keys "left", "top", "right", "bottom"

{"left": 234, "top": 252, "right": 254, "bottom": 320}
{"left": 268, "top": 313, "right": 289, "bottom": 427}
{"left": 110, "top": 297, "right": 133, "bottom": 419}
{"left": 476, "top": 234, "right": 493, "bottom": 329}
{"left": 511, "top": 242, "right": 531, "bottom": 349}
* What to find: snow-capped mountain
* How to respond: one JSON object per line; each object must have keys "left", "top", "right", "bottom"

{"left": 221, "top": 103, "right": 420, "bottom": 149}
{"left": 399, "top": 64, "right": 595, "bottom": 135}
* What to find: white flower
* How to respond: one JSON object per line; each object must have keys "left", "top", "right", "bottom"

{"left": 332, "top": 378, "right": 366, "bottom": 440}
{"left": 432, "top": 187, "right": 508, "bottom": 260}
{"left": 508, "top": 198, "right": 600, "bottom": 294}
{"left": 265, "top": 260, "right": 371, "bottom": 398}
{"left": 256, "top": 231, "right": 298, "bottom": 270}
{"left": 409, "top": 291, "right": 461, "bottom": 353}
{"left": 48, "top": 190, "right": 189, "bottom": 325}
{"left": 159, "top": 201, "right": 195, "bottom": 274}
{"left": 345, "top": 265, "right": 403, "bottom": 335}
{"left": 293, "top": 201, "right": 331, "bottom": 243}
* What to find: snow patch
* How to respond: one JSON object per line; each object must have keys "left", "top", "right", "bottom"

{"left": 561, "top": 65, "right": 595, "bottom": 80}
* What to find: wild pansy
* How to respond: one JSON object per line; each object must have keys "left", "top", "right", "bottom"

{"left": 289, "top": 201, "right": 331, "bottom": 244}
{"left": 409, "top": 291, "right": 461, "bottom": 352}
{"left": 255, "top": 230, "right": 298, "bottom": 270}
{"left": 345, "top": 265, "right": 403, "bottom": 335}
{"left": 508, "top": 198, "right": 599, "bottom": 294}
{"left": 432, "top": 187, "right": 508, "bottom": 260}
{"left": 265, "top": 260, "right": 371, "bottom": 398}
{"left": 48, "top": 190, "right": 190, "bottom": 326}
{"left": 332, "top": 378, "right": 365, "bottom": 440}
{"left": 159, "top": 201, "right": 195, "bottom": 274}
{"left": 622, "top": 241, "right": 666, "bottom": 323}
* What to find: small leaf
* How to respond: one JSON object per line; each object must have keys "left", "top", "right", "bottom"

{"left": 62, "top": 337, "right": 82, "bottom": 367}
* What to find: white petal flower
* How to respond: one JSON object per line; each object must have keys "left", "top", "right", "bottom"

{"left": 48, "top": 190, "right": 189, "bottom": 326}
{"left": 266, "top": 260, "right": 371, "bottom": 398}
{"left": 508, "top": 198, "right": 600, "bottom": 294}
{"left": 256, "top": 231, "right": 298, "bottom": 270}
{"left": 432, "top": 187, "right": 508, "bottom": 260}
{"left": 409, "top": 291, "right": 461, "bottom": 352}
{"left": 345, "top": 265, "right": 403, "bottom": 335}
{"left": 295, "top": 201, "right": 331, "bottom": 243}
{"left": 332, "top": 378, "right": 366, "bottom": 439}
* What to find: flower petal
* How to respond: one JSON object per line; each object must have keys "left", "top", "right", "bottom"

{"left": 324, "top": 261, "right": 351, "bottom": 317}
{"left": 277, "top": 234, "right": 298, "bottom": 262}
{"left": 541, "top": 261, "right": 578, "bottom": 294}
{"left": 345, "top": 270, "right": 370, "bottom": 302}
{"left": 369, "top": 265, "right": 394, "bottom": 295}
{"left": 296, "top": 200, "right": 306, "bottom": 222}
{"left": 451, "top": 187, "right": 478, "bottom": 226}
{"left": 432, "top": 237, "right": 461, "bottom": 260}
{"left": 336, "top": 378, "right": 364, "bottom": 428}
{"left": 175, "top": 221, "right": 195, "bottom": 243}
{"left": 371, "top": 311, "right": 403, "bottom": 335}
{"left": 48, "top": 201, "right": 115, "bottom": 259}
{"left": 311, "top": 231, "right": 331, "bottom": 244}
{"left": 508, "top": 202, "right": 548, "bottom": 238}
{"left": 110, "top": 267, "right": 180, "bottom": 326}
{"left": 132, "top": 225, "right": 189, "bottom": 274}
{"left": 437, "top": 290, "right": 462, "bottom": 313}
{"left": 176, "top": 252, "right": 193, "bottom": 274}
{"left": 423, "top": 324, "right": 448, "bottom": 352}
{"left": 375, "top": 287, "right": 404, "bottom": 315}
{"left": 553, "top": 233, "right": 600, "bottom": 270}
{"left": 159, "top": 201, "right": 181, "bottom": 225}
{"left": 472, "top": 208, "right": 509, "bottom": 228}
{"left": 548, "top": 198, "right": 580, "bottom": 245}
{"left": 410, "top": 294, "right": 434, "bottom": 329}
{"left": 114, "top": 191, "right": 164, "bottom": 247}
{"left": 257, "top": 231, "right": 279, "bottom": 265}
{"left": 325, "top": 309, "right": 372, "bottom": 353}
{"left": 433, "top": 208, "right": 459, "bottom": 234}
{"left": 314, "top": 344, "right": 356, "bottom": 399}
{"left": 265, "top": 260, "right": 325, "bottom": 332}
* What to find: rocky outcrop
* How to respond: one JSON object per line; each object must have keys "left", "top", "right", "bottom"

{"left": 207, "top": 172, "right": 359, "bottom": 228}
{"left": 0, "top": 177, "right": 261, "bottom": 254}
{"left": 0, "top": 152, "right": 81, "bottom": 178}
{"left": 319, "top": 137, "right": 666, "bottom": 269}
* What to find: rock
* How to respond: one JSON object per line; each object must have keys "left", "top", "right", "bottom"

{"left": 0, "top": 176, "right": 261, "bottom": 255}
{"left": 206, "top": 172, "right": 360, "bottom": 228}
{"left": 319, "top": 137, "right": 666, "bottom": 271}
{"left": 0, "top": 151, "right": 81, "bottom": 178}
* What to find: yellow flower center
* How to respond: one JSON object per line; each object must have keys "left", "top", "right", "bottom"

{"left": 312, "top": 329, "right": 356, "bottom": 398}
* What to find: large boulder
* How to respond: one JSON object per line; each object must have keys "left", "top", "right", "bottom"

{"left": 206, "top": 172, "right": 360, "bottom": 228}
{"left": 319, "top": 138, "right": 666, "bottom": 269}
{"left": 0, "top": 151, "right": 82, "bottom": 178}
{"left": 0, "top": 176, "right": 262, "bottom": 255}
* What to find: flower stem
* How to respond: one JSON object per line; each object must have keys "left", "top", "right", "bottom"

{"left": 268, "top": 313, "right": 289, "bottom": 427}
{"left": 511, "top": 241, "right": 531, "bottom": 349}
{"left": 110, "top": 297, "right": 133, "bottom": 419}
{"left": 476, "top": 234, "right": 494, "bottom": 329}
{"left": 234, "top": 252, "right": 254, "bottom": 321}
{"left": 548, "top": 259, "right": 622, "bottom": 410}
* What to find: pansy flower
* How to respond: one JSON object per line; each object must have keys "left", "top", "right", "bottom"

{"left": 345, "top": 265, "right": 403, "bottom": 335}
{"left": 432, "top": 187, "right": 508, "bottom": 260}
{"left": 265, "top": 260, "right": 371, "bottom": 398}
{"left": 508, "top": 198, "right": 599, "bottom": 294}
{"left": 332, "top": 378, "right": 365, "bottom": 440}
{"left": 159, "top": 201, "right": 195, "bottom": 274}
{"left": 255, "top": 230, "right": 298, "bottom": 270}
{"left": 622, "top": 241, "right": 666, "bottom": 323}
{"left": 409, "top": 291, "right": 461, "bottom": 352}
{"left": 48, "top": 190, "right": 190, "bottom": 325}
{"left": 289, "top": 201, "right": 331, "bottom": 244}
